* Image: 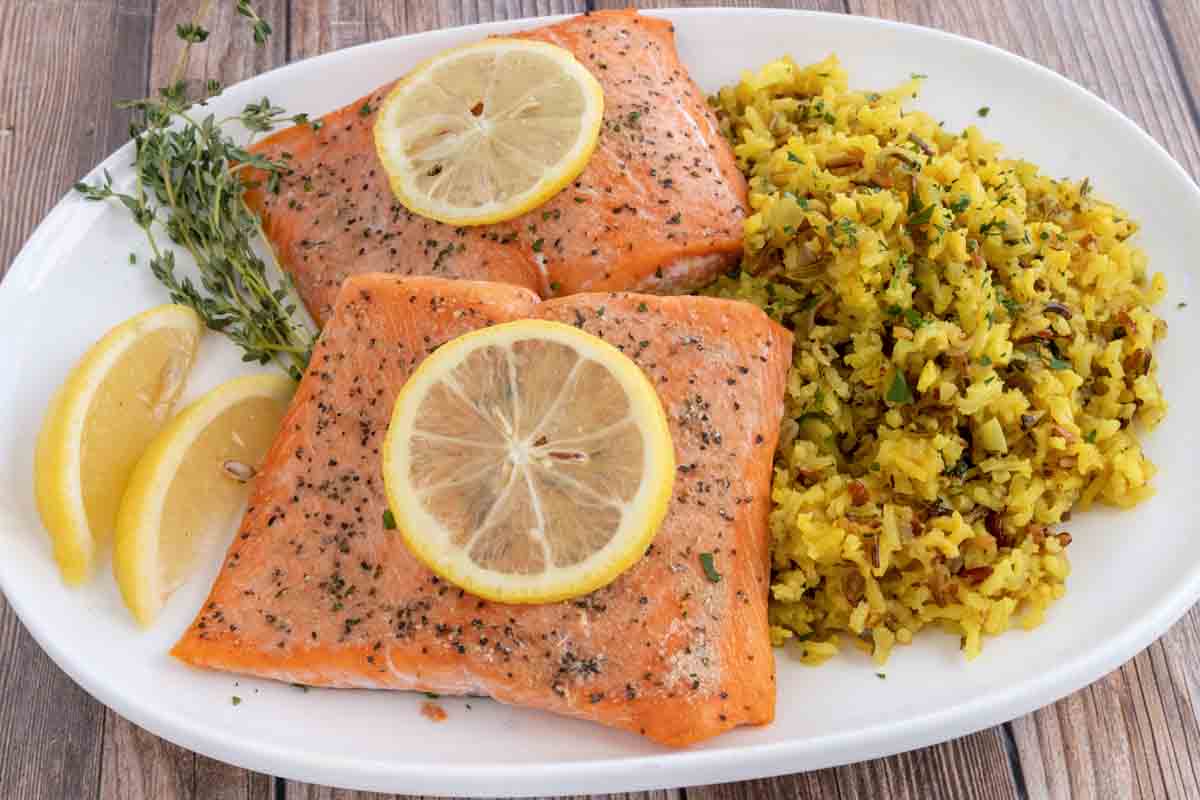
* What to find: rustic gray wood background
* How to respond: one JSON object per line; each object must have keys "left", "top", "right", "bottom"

{"left": 2, "top": 1, "right": 1198, "bottom": 798}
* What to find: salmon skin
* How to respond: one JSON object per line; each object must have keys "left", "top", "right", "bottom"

{"left": 173, "top": 274, "right": 791, "bottom": 746}
{"left": 243, "top": 10, "right": 748, "bottom": 326}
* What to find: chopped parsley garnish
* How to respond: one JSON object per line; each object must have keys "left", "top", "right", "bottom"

{"left": 886, "top": 370, "right": 914, "bottom": 405}
{"left": 903, "top": 308, "right": 927, "bottom": 329}
{"left": 908, "top": 203, "right": 936, "bottom": 227}
{"left": 784, "top": 191, "right": 810, "bottom": 210}
{"left": 699, "top": 552, "right": 722, "bottom": 583}
{"left": 787, "top": 151, "right": 803, "bottom": 164}
{"left": 1085, "top": 430, "right": 1098, "bottom": 444}
{"left": 979, "top": 355, "right": 992, "bottom": 367}
{"left": 945, "top": 454, "right": 972, "bottom": 479}
{"left": 977, "top": 106, "right": 991, "bottom": 117}
{"left": 796, "top": 293, "right": 821, "bottom": 313}
{"left": 999, "top": 294, "right": 1022, "bottom": 316}
{"left": 830, "top": 217, "right": 859, "bottom": 247}
{"left": 382, "top": 509, "right": 397, "bottom": 530}
{"left": 231, "top": 696, "right": 242, "bottom": 706}
{"left": 949, "top": 195, "right": 971, "bottom": 214}
{"left": 531, "top": 238, "right": 545, "bottom": 252}
{"left": 911, "top": 72, "right": 929, "bottom": 80}
{"left": 1045, "top": 340, "right": 1070, "bottom": 370}
{"left": 359, "top": 100, "right": 374, "bottom": 117}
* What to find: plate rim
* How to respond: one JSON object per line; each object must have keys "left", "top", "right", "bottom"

{"left": 3, "top": 6, "right": 1199, "bottom": 795}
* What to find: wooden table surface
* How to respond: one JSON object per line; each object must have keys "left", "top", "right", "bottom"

{"left": 2, "top": 1, "right": 1198, "bottom": 798}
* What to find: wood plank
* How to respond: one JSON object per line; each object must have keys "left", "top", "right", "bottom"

{"left": 90, "top": 2, "right": 290, "bottom": 797}
{"left": 1011, "top": 614, "right": 1200, "bottom": 800}
{"left": 291, "top": 0, "right": 367, "bottom": 59}
{"left": 366, "top": 0, "right": 590, "bottom": 39}
{"left": 0, "top": 597, "right": 106, "bottom": 800}
{"left": 97, "top": 704, "right": 273, "bottom": 800}
{"left": 846, "top": 2, "right": 1200, "bottom": 798}
{"left": 287, "top": 788, "right": 677, "bottom": 800}
{"left": 148, "top": 0, "right": 288, "bottom": 97}
{"left": 0, "top": 1, "right": 151, "bottom": 799}
{"left": 1157, "top": 0, "right": 1200, "bottom": 134}
{"left": 292, "top": 1, "right": 589, "bottom": 60}
{"left": 830, "top": 728, "right": 1019, "bottom": 800}
{"left": 593, "top": 0, "right": 846, "bottom": 12}
{"left": 688, "top": 728, "right": 1018, "bottom": 800}
{"left": 98, "top": 711, "right": 194, "bottom": 800}
{"left": 0, "top": 0, "right": 153, "bottom": 275}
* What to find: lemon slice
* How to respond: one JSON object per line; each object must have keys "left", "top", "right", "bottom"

{"left": 113, "top": 374, "right": 294, "bottom": 626}
{"left": 374, "top": 38, "right": 605, "bottom": 226}
{"left": 34, "top": 304, "right": 203, "bottom": 585}
{"left": 383, "top": 320, "right": 674, "bottom": 604}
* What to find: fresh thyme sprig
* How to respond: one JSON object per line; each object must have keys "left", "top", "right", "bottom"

{"left": 235, "top": 0, "right": 274, "bottom": 45}
{"left": 75, "top": 1, "right": 314, "bottom": 378}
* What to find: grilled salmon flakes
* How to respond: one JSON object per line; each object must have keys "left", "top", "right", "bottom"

{"left": 243, "top": 10, "right": 748, "bottom": 326}
{"left": 173, "top": 274, "right": 792, "bottom": 746}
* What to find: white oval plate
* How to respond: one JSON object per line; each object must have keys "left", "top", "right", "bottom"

{"left": 2, "top": 8, "right": 1197, "bottom": 796}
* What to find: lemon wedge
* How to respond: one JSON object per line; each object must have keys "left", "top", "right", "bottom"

{"left": 113, "top": 374, "right": 294, "bottom": 626}
{"left": 34, "top": 304, "right": 203, "bottom": 585}
{"left": 374, "top": 38, "right": 604, "bottom": 226}
{"left": 382, "top": 320, "right": 674, "bottom": 604}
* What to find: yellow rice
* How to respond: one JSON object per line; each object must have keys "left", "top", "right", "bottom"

{"left": 704, "top": 55, "right": 1168, "bottom": 662}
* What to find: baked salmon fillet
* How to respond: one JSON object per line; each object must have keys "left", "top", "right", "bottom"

{"left": 173, "top": 275, "right": 791, "bottom": 746}
{"left": 243, "top": 10, "right": 748, "bottom": 326}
